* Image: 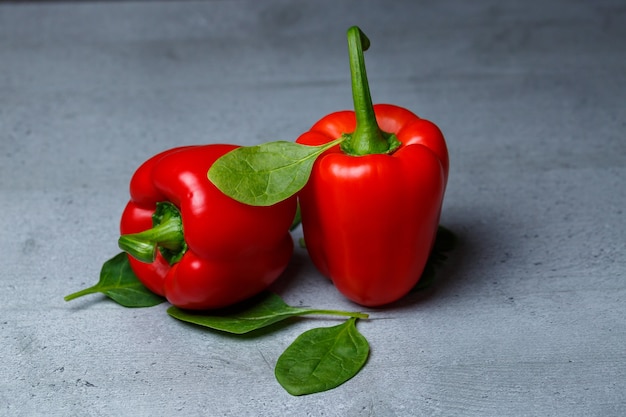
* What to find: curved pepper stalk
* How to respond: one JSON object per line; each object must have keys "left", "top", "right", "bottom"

{"left": 340, "top": 26, "right": 401, "bottom": 157}
{"left": 118, "top": 202, "right": 187, "bottom": 265}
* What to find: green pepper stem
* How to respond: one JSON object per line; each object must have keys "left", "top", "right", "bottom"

{"left": 118, "top": 202, "right": 187, "bottom": 264}
{"left": 342, "top": 26, "right": 399, "bottom": 156}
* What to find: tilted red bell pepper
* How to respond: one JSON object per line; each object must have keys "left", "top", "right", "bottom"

{"left": 295, "top": 27, "right": 449, "bottom": 307}
{"left": 118, "top": 144, "right": 297, "bottom": 310}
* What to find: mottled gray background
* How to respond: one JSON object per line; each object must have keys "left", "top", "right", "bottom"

{"left": 1, "top": 1, "right": 624, "bottom": 416}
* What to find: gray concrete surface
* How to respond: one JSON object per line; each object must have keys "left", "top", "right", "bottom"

{"left": 1, "top": 1, "right": 625, "bottom": 416}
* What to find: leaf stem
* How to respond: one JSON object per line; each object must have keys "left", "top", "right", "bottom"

{"left": 302, "top": 309, "right": 369, "bottom": 320}
{"left": 313, "top": 137, "right": 345, "bottom": 155}
{"left": 64, "top": 286, "right": 97, "bottom": 301}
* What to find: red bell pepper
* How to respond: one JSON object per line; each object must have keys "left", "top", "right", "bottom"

{"left": 295, "top": 27, "right": 449, "bottom": 307}
{"left": 118, "top": 144, "right": 297, "bottom": 310}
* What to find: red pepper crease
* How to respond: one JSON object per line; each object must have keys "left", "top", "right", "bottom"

{"left": 118, "top": 144, "right": 297, "bottom": 310}
{"left": 295, "top": 27, "right": 449, "bottom": 307}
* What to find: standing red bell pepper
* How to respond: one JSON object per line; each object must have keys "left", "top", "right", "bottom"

{"left": 295, "top": 27, "right": 449, "bottom": 307}
{"left": 118, "top": 144, "right": 297, "bottom": 310}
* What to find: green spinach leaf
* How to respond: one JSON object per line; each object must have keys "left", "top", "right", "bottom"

{"left": 64, "top": 252, "right": 165, "bottom": 307}
{"left": 275, "top": 317, "right": 369, "bottom": 395}
{"left": 207, "top": 138, "right": 342, "bottom": 206}
{"left": 167, "top": 292, "right": 368, "bottom": 335}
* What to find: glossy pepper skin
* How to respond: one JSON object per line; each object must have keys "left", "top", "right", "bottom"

{"left": 296, "top": 106, "right": 448, "bottom": 307}
{"left": 295, "top": 28, "right": 449, "bottom": 307}
{"left": 119, "top": 144, "right": 297, "bottom": 310}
